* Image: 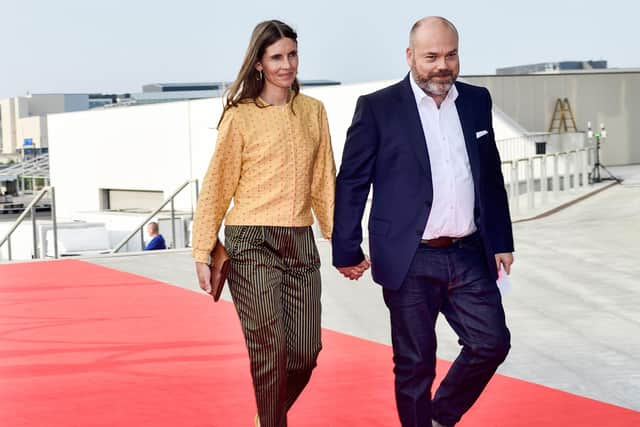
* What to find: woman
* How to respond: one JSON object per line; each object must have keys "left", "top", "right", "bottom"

{"left": 192, "top": 20, "right": 336, "bottom": 427}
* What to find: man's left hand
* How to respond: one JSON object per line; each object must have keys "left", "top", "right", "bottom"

{"left": 495, "top": 253, "right": 514, "bottom": 275}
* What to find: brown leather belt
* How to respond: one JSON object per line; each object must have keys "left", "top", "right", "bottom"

{"left": 420, "top": 236, "right": 462, "bottom": 248}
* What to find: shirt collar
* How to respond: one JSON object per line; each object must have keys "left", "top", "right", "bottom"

{"left": 409, "top": 73, "right": 458, "bottom": 107}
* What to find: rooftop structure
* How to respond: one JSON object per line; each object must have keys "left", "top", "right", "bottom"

{"left": 497, "top": 60, "right": 607, "bottom": 75}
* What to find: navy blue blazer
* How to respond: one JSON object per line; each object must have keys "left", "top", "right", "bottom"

{"left": 332, "top": 74, "right": 514, "bottom": 290}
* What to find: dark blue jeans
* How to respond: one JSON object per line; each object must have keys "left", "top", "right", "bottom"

{"left": 383, "top": 234, "right": 510, "bottom": 427}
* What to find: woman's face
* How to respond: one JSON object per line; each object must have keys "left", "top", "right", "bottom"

{"left": 256, "top": 37, "right": 298, "bottom": 90}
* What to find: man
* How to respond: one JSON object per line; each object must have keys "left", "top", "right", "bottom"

{"left": 144, "top": 221, "right": 166, "bottom": 250}
{"left": 332, "top": 17, "right": 513, "bottom": 427}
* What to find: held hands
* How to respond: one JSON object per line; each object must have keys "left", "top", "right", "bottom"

{"left": 195, "top": 262, "right": 212, "bottom": 293}
{"left": 495, "top": 253, "right": 514, "bottom": 275}
{"left": 337, "top": 256, "right": 371, "bottom": 281}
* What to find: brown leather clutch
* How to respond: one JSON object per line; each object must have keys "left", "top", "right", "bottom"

{"left": 209, "top": 241, "right": 230, "bottom": 302}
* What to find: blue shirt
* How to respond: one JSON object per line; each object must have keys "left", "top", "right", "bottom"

{"left": 144, "top": 234, "right": 166, "bottom": 250}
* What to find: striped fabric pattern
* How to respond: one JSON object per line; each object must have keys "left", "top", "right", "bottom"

{"left": 224, "top": 225, "right": 322, "bottom": 427}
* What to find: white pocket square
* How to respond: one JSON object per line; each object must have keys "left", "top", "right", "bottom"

{"left": 475, "top": 130, "right": 488, "bottom": 139}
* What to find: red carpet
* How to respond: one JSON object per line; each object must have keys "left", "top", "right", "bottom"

{"left": 0, "top": 259, "right": 637, "bottom": 426}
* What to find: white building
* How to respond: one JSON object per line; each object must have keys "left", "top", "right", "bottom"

{"left": 0, "top": 94, "right": 89, "bottom": 158}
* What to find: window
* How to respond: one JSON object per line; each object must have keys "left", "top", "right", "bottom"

{"left": 100, "top": 189, "right": 163, "bottom": 212}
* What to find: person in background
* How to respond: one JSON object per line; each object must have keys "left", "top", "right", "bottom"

{"left": 144, "top": 221, "right": 166, "bottom": 250}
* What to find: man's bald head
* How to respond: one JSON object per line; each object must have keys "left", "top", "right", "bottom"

{"left": 409, "top": 16, "right": 458, "bottom": 48}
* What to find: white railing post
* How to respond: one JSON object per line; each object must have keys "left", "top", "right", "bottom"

{"left": 563, "top": 152, "right": 571, "bottom": 192}
{"left": 583, "top": 150, "right": 588, "bottom": 187}
{"left": 552, "top": 153, "right": 559, "bottom": 197}
{"left": 571, "top": 150, "right": 579, "bottom": 193}
{"left": 503, "top": 161, "right": 511, "bottom": 199}
{"left": 576, "top": 150, "right": 584, "bottom": 189}
{"left": 511, "top": 161, "right": 519, "bottom": 214}
{"left": 541, "top": 155, "right": 548, "bottom": 204}
{"left": 526, "top": 158, "right": 534, "bottom": 209}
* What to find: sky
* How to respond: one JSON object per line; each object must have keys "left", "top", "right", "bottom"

{"left": 1, "top": 0, "right": 638, "bottom": 99}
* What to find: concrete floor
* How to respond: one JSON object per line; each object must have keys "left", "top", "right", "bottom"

{"left": 86, "top": 165, "right": 640, "bottom": 411}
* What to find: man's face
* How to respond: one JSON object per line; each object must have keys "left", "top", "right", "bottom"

{"left": 406, "top": 23, "right": 459, "bottom": 97}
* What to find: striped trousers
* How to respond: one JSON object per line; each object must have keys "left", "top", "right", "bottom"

{"left": 224, "top": 225, "right": 322, "bottom": 427}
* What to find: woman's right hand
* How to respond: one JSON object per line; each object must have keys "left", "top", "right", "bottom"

{"left": 195, "top": 262, "right": 212, "bottom": 294}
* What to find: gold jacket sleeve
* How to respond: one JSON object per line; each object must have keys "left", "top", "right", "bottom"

{"left": 311, "top": 103, "right": 336, "bottom": 239}
{"left": 191, "top": 110, "right": 243, "bottom": 263}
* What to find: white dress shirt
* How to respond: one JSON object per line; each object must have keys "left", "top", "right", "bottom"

{"left": 409, "top": 75, "right": 477, "bottom": 239}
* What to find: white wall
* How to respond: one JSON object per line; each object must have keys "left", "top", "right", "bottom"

{"left": 547, "top": 133, "right": 587, "bottom": 153}
{"left": 492, "top": 106, "right": 529, "bottom": 139}
{"left": 48, "top": 100, "right": 198, "bottom": 218}
{"left": 13, "top": 97, "right": 29, "bottom": 121}
{"left": 0, "top": 222, "right": 35, "bottom": 261}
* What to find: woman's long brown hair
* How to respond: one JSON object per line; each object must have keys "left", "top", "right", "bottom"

{"left": 217, "top": 20, "right": 300, "bottom": 127}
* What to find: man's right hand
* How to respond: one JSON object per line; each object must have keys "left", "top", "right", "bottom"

{"left": 195, "top": 262, "right": 212, "bottom": 293}
{"left": 337, "top": 257, "right": 371, "bottom": 281}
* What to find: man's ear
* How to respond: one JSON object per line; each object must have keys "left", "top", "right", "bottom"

{"left": 405, "top": 48, "right": 413, "bottom": 68}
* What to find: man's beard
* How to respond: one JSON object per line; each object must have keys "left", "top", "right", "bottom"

{"left": 414, "top": 69, "right": 456, "bottom": 96}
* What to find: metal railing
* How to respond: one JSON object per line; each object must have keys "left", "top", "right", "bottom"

{"left": 0, "top": 186, "right": 58, "bottom": 261}
{"left": 0, "top": 153, "right": 50, "bottom": 178}
{"left": 495, "top": 132, "right": 550, "bottom": 162}
{"left": 501, "top": 147, "right": 594, "bottom": 214}
{"left": 111, "top": 179, "right": 199, "bottom": 253}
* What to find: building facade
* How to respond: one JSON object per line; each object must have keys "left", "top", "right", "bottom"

{"left": 0, "top": 94, "right": 89, "bottom": 158}
{"left": 496, "top": 60, "right": 607, "bottom": 75}
{"left": 463, "top": 70, "right": 640, "bottom": 165}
